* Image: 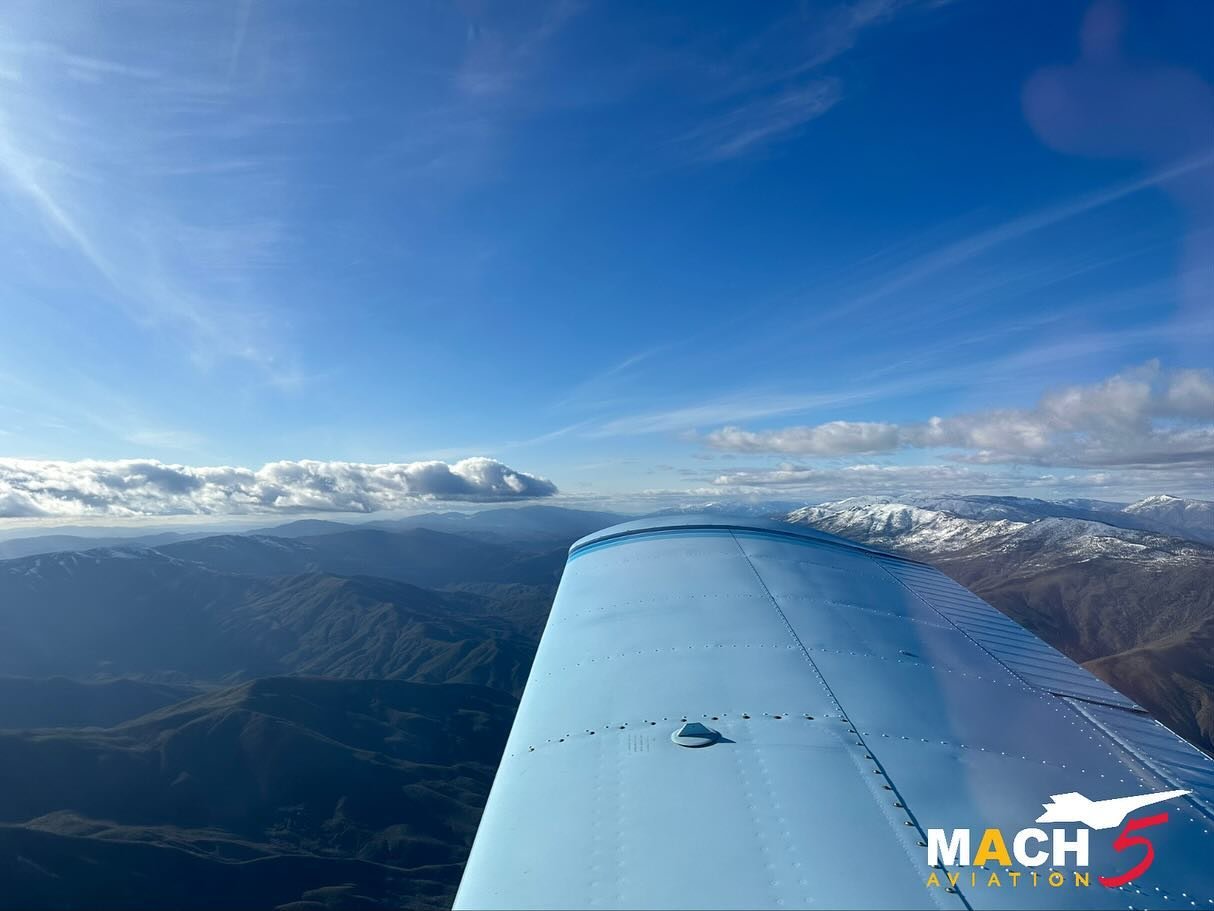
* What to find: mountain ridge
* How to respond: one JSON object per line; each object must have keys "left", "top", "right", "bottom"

{"left": 0, "top": 546, "right": 543, "bottom": 692}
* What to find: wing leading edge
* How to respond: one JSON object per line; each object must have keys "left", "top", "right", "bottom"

{"left": 455, "top": 516, "right": 1214, "bottom": 910}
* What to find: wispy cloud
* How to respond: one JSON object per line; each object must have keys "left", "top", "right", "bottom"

{"left": 586, "top": 349, "right": 1035, "bottom": 439}
{"left": 455, "top": 1, "right": 583, "bottom": 99}
{"left": 226, "top": 0, "right": 254, "bottom": 81}
{"left": 551, "top": 345, "right": 671, "bottom": 412}
{"left": 679, "top": 79, "right": 842, "bottom": 161}
{"left": 810, "top": 150, "right": 1214, "bottom": 326}
{"left": 0, "top": 8, "right": 302, "bottom": 380}
{"left": 0, "top": 367, "right": 213, "bottom": 459}
{"left": 580, "top": 300, "right": 1214, "bottom": 449}
{"left": 708, "top": 0, "right": 912, "bottom": 97}
{"left": 0, "top": 457, "right": 558, "bottom": 518}
{"left": 663, "top": 0, "right": 941, "bottom": 163}
{"left": 590, "top": 386, "right": 889, "bottom": 438}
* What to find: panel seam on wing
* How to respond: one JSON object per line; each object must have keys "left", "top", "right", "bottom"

{"left": 867, "top": 555, "right": 1142, "bottom": 710}
{"left": 728, "top": 531, "right": 975, "bottom": 911}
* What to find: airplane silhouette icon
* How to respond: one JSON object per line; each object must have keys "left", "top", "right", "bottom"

{"left": 1036, "top": 790, "right": 1191, "bottom": 830}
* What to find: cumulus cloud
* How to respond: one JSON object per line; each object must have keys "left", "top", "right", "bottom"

{"left": 0, "top": 457, "right": 557, "bottom": 518}
{"left": 705, "top": 362, "right": 1214, "bottom": 469}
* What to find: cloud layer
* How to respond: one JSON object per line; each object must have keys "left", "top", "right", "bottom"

{"left": 0, "top": 457, "right": 557, "bottom": 518}
{"left": 705, "top": 362, "right": 1214, "bottom": 469}
{"left": 704, "top": 462, "right": 1212, "bottom": 501}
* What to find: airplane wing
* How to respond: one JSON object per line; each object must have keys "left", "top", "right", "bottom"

{"left": 454, "top": 516, "right": 1214, "bottom": 910}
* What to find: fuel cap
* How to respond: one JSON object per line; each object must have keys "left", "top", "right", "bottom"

{"left": 671, "top": 721, "right": 720, "bottom": 748}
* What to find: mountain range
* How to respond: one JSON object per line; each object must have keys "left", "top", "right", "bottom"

{"left": 0, "top": 512, "right": 590, "bottom": 909}
{"left": 0, "top": 497, "right": 1209, "bottom": 909}
{"left": 0, "top": 505, "right": 624, "bottom": 561}
{"left": 0, "top": 535, "right": 551, "bottom": 691}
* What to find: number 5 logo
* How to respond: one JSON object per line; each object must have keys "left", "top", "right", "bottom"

{"left": 1099, "top": 812, "right": 1168, "bottom": 888}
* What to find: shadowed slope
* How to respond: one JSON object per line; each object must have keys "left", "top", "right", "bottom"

{"left": 0, "top": 677, "right": 517, "bottom": 910}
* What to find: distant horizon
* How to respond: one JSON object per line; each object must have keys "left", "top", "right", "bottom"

{"left": 1, "top": 489, "right": 1207, "bottom": 542}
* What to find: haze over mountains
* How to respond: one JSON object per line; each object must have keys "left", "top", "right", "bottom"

{"left": 0, "top": 497, "right": 1209, "bottom": 909}
{"left": 0, "top": 507, "right": 604, "bottom": 909}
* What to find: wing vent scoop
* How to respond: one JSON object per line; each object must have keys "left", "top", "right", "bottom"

{"left": 671, "top": 722, "right": 721, "bottom": 748}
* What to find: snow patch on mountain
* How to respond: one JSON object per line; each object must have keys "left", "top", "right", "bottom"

{"left": 786, "top": 501, "right": 1024, "bottom": 553}
{"left": 784, "top": 497, "right": 1214, "bottom": 567}
{"left": 1123, "top": 495, "right": 1214, "bottom": 544}
{"left": 1, "top": 545, "right": 205, "bottom": 585}
{"left": 652, "top": 501, "right": 801, "bottom": 519}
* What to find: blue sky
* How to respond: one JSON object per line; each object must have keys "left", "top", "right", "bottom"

{"left": 0, "top": 0, "right": 1211, "bottom": 518}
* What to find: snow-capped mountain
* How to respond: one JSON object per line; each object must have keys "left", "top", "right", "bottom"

{"left": 0, "top": 545, "right": 190, "bottom": 583}
{"left": 784, "top": 494, "right": 1214, "bottom": 564}
{"left": 651, "top": 500, "right": 802, "bottom": 519}
{"left": 1123, "top": 494, "right": 1214, "bottom": 544}
{"left": 786, "top": 499, "right": 1024, "bottom": 554}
